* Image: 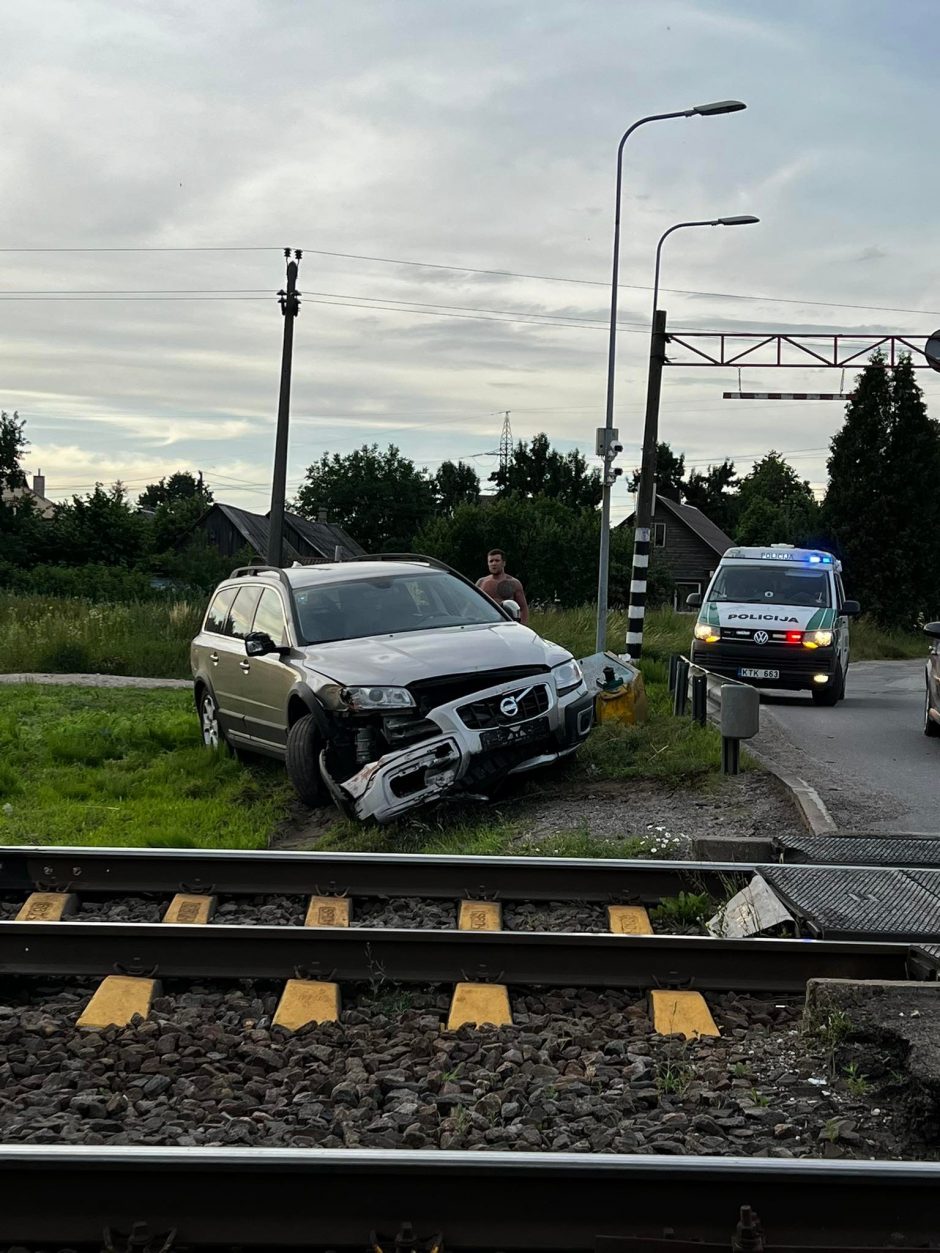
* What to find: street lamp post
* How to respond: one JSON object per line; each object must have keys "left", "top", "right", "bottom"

{"left": 624, "top": 215, "right": 759, "bottom": 659}
{"left": 594, "top": 100, "right": 746, "bottom": 655}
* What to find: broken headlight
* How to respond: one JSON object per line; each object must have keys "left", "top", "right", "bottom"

{"left": 341, "top": 685, "right": 416, "bottom": 711}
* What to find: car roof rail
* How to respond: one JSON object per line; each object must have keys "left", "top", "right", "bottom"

{"left": 347, "top": 552, "right": 458, "bottom": 575}
{"left": 229, "top": 564, "right": 293, "bottom": 589}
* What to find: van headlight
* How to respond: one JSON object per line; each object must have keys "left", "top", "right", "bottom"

{"left": 553, "top": 659, "right": 583, "bottom": 695}
{"left": 341, "top": 686, "right": 416, "bottom": 710}
{"left": 694, "top": 623, "right": 720, "bottom": 643}
{"left": 803, "top": 630, "right": 833, "bottom": 649}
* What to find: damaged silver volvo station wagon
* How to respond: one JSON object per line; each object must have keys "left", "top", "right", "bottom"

{"left": 191, "top": 556, "right": 595, "bottom": 822}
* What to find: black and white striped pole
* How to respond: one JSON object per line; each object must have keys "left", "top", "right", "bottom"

{"left": 625, "top": 215, "right": 759, "bottom": 659}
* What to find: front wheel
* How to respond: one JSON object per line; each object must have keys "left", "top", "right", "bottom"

{"left": 925, "top": 687, "right": 940, "bottom": 738}
{"left": 811, "top": 666, "right": 842, "bottom": 707}
{"left": 286, "top": 714, "right": 327, "bottom": 807}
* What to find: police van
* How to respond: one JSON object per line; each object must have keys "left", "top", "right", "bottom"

{"left": 688, "top": 546, "right": 861, "bottom": 705}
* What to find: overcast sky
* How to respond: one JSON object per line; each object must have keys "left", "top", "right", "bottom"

{"left": 3, "top": 0, "right": 939, "bottom": 525}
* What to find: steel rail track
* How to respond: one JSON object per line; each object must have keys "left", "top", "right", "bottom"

{"left": 0, "top": 921, "right": 923, "bottom": 990}
{"left": 3, "top": 1147, "right": 940, "bottom": 1249}
{"left": 0, "top": 844, "right": 755, "bottom": 900}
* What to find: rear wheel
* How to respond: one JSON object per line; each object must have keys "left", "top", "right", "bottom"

{"left": 811, "top": 666, "right": 841, "bottom": 707}
{"left": 925, "top": 687, "right": 940, "bottom": 738}
{"left": 286, "top": 714, "right": 327, "bottom": 806}
{"left": 199, "top": 688, "right": 227, "bottom": 749}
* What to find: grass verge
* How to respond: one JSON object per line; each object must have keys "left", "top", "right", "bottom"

{"left": 0, "top": 685, "right": 290, "bottom": 849}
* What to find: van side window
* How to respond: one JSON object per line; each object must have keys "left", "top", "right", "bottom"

{"left": 205, "top": 587, "right": 237, "bottom": 635}
{"left": 225, "top": 586, "right": 263, "bottom": 640}
{"left": 836, "top": 574, "right": 846, "bottom": 609}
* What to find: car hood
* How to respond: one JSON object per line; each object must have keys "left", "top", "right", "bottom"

{"left": 701, "top": 602, "right": 837, "bottom": 630}
{"left": 301, "top": 622, "right": 570, "bottom": 687}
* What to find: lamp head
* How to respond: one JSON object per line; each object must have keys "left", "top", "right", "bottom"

{"left": 692, "top": 99, "right": 747, "bottom": 116}
{"left": 715, "top": 215, "right": 760, "bottom": 226}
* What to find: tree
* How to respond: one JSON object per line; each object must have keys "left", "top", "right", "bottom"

{"left": 734, "top": 452, "right": 818, "bottom": 546}
{"left": 413, "top": 497, "right": 673, "bottom": 608}
{"left": 47, "top": 482, "right": 151, "bottom": 568}
{"left": 0, "top": 410, "right": 28, "bottom": 493}
{"left": 682, "top": 459, "right": 739, "bottom": 535}
{"left": 489, "top": 433, "right": 602, "bottom": 509}
{"left": 433, "top": 460, "right": 480, "bottom": 515}
{"left": 138, "top": 470, "right": 212, "bottom": 510}
{"left": 0, "top": 410, "right": 44, "bottom": 569}
{"left": 294, "top": 444, "right": 436, "bottom": 552}
{"left": 822, "top": 353, "right": 894, "bottom": 623}
{"left": 628, "top": 442, "right": 685, "bottom": 501}
{"left": 139, "top": 471, "right": 214, "bottom": 552}
{"left": 879, "top": 355, "right": 940, "bottom": 626}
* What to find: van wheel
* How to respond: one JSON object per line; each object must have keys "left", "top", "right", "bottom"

{"left": 925, "top": 688, "right": 940, "bottom": 738}
{"left": 812, "top": 667, "right": 842, "bottom": 707}
{"left": 286, "top": 714, "right": 327, "bottom": 807}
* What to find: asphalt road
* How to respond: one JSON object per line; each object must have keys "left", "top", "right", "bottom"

{"left": 755, "top": 660, "right": 939, "bottom": 833}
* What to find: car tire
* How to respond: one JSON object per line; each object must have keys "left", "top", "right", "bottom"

{"left": 925, "top": 687, "right": 940, "bottom": 738}
{"left": 198, "top": 688, "right": 229, "bottom": 750}
{"left": 812, "top": 666, "right": 842, "bottom": 707}
{"left": 286, "top": 714, "right": 327, "bottom": 807}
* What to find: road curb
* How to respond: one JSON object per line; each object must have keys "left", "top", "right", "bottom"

{"left": 744, "top": 740, "right": 837, "bottom": 836}
{"left": 0, "top": 673, "right": 191, "bottom": 689}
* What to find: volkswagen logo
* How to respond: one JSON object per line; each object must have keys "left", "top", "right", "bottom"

{"left": 753, "top": 630, "right": 769, "bottom": 645}
{"left": 499, "top": 696, "right": 519, "bottom": 718}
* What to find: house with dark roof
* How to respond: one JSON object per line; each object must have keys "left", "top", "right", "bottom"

{"left": 618, "top": 493, "right": 733, "bottom": 609}
{"left": 181, "top": 502, "right": 364, "bottom": 565}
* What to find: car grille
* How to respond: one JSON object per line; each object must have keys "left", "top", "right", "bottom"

{"left": 409, "top": 667, "right": 548, "bottom": 714}
{"left": 458, "top": 684, "right": 551, "bottom": 730}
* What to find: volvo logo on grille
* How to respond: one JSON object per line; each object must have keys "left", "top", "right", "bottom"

{"left": 753, "top": 630, "right": 769, "bottom": 645}
{"left": 499, "top": 696, "right": 519, "bottom": 718}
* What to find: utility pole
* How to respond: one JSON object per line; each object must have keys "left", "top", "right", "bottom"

{"left": 625, "top": 307, "right": 668, "bottom": 658}
{"left": 267, "top": 248, "right": 302, "bottom": 567}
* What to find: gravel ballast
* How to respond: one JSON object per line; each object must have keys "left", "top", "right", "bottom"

{"left": 0, "top": 979, "right": 924, "bottom": 1159}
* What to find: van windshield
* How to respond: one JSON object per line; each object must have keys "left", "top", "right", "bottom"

{"left": 707, "top": 563, "right": 831, "bottom": 609}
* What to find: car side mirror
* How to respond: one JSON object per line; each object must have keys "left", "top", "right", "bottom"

{"left": 925, "top": 621, "right": 940, "bottom": 639}
{"left": 502, "top": 599, "right": 522, "bottom": 622}
{"left": 245, "top": 630, "right": 283, "bottom": 657}
{"left": 841, "top": 599, "right": 861, "bottom": 617}
{"left": 686, "top": 592, "right": 702, "bottom": 609}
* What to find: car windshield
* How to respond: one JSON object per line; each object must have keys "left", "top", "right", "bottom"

{"left": 707, "top": 563, "right": 832, "bottom": 609}
{"left": 294, "top": 571, "right": 506, "bottom": 644}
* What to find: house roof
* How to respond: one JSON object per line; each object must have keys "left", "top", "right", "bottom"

{"left": 283, "top": 512, "right": 365, "bottom": 560}
{"left": 1, "top": 485, "right": 56, "bottom": 519}
{"left": 186, "top": 502, "right": 363, "bottom": 563}
{"left": 623, "top": 494, "right": 733, "bottom": 556}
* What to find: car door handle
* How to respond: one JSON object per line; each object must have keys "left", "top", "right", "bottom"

{"left": 209, "top": 652, "right": 219, "bottom": 665}
{"left": 240, "top": 661, "right": 251, "bottom": 672}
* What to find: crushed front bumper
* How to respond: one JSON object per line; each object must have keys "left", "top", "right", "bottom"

{"left": 320, "top": 676, "right": 595, "bottom": 823}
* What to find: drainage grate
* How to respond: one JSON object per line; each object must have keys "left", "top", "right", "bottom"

{"left": 761, "top": 864, "right": 940, "bottom": 941}
{"left": 775, "top": 833, "right": 940, "bottom": 868}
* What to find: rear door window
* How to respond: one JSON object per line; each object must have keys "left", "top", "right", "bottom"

{"left": 225, "top": 586, "right": 263, "bottom": 640}
{"left": 204, "top": 587, "right": 237, "bottom": 635}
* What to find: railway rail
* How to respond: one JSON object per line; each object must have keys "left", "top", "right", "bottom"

{"left": 3, "top": 1146, "right": 940, "bottom": 1250}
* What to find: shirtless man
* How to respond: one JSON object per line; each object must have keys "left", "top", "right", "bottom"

{"left": 476, "top": 548, "right": 529, "bottom": 625}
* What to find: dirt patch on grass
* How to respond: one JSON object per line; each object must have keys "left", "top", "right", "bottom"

{"left": 272, "top": 765, "right": 803, "bottom": 855}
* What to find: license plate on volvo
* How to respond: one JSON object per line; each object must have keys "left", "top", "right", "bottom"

{"left": 739, "top": 667, "right": 780, "bottom": 680}
{"left": 480, "top": 716, "right": 550, "bottom": 751}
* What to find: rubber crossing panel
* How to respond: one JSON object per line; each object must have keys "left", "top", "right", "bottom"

{"left": 775, "top": 833, "right": 940, "bottom": 869}
{"left": 761, "top": 864, "right": 940, "bottom": 941}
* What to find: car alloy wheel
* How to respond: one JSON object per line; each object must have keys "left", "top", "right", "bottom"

{"left": 201, "top": 692, "right": 221, "bottom": 749}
